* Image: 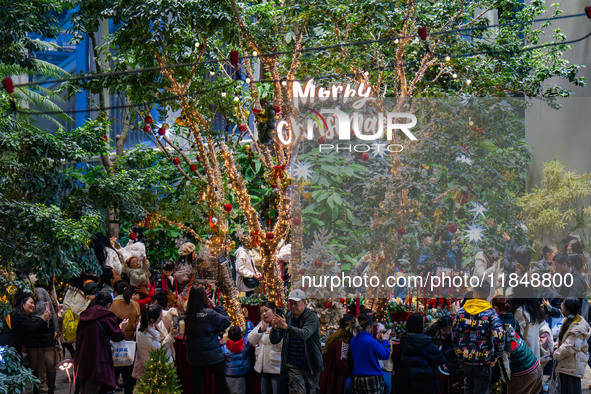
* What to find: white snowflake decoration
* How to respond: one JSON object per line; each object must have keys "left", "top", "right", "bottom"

{"left": 467, "top": 202, "right": 488, "bottom": 220}
{"left": 174, "top": 235, "right": 188, "bottom": 248}
{"left": 235, "top": 224, "right": 248, "bottom": 243}
{"left": 455, "top": 154, "right": 473, "bottom": 165}
{"left": 465, "top": 224, "right": 486, "bottom": 243}
{"left": 291, "top": 161, "right": 314, "bottom": 181}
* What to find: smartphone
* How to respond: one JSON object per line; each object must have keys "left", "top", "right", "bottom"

{"left": 173, "top": 315, "right": 179, "bottom": 330}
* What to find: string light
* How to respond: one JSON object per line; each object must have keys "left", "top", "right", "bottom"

{"left": 466, "top": 79, "right": 472, "bottom": 85}
{"left": 452, "top": 73, "right": 458, "bottom": 78}
{"left": 195, "top": 42, "right": 200, "bottom": 48}
{"left": 209, "top": 71, "right": 215, "bottom": 76}
{"left": 281, "top": 80, "right": 287, "bottom": 86}
{"left": 245, "top": 78, "right": 251, "bottom": 84}
{"left": 445, "top": 55, "right": 451, "bottom": 61}
{"left": 221, "top": 91, "right": 227, "bottom": 97}
{"left": 233, "top": 96, "right": 239, "bottom": 102}
{"left": 12, "top": 10, "right": 589, "bottom": 90}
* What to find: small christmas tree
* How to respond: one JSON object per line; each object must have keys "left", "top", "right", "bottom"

{"left": 135, "top": 348, "right": 181, "bottom": 394}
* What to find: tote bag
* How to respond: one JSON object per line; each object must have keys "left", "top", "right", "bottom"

{"left": 111, "top": 340, "right": 136, "bottom": 367}
{"left": 97, "top": 321, "right": 137, "bottom": 367}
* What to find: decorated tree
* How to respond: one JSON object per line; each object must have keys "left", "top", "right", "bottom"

{"left": 135, "top": 348, "right": 181, "bottom": 394}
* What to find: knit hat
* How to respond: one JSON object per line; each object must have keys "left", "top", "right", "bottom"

{"left": 179, "top": 242, "right": 196, "bottom": 256}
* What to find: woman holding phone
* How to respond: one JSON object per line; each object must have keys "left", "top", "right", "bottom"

{"left": 247, "top": 301, "right": 284, "bottom": 394}
{"left": 10, "top": 293, "right": 57, "bottom": 394}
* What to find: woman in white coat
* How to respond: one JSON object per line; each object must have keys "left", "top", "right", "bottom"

{"left": 235, "top": 243, "right": 261, "bottom": 295}
{"left": 247, "top": 301, "right": 284, "bottom": 394}
{"left": 132, "top": 304, "right": 177, "bottom": 380}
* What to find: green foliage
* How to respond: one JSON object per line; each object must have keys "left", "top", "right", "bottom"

{"left": 517, "top": 160, "right": 591, "bottom": 244}
{"left": 0, "top": 0, "right": 67, "bottom": 67}
{"left": 0, "top": 346, "right": 39, "bottom": 393}
{"left": 135, "top": 347, "right": 181, "bottom": 394}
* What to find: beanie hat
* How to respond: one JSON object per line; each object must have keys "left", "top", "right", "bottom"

{"left": 179, "top": 242, "right": 196, "bottom": 256}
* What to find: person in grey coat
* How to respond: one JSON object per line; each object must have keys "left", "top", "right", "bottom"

{"left": 270, "top": 289, "right": 323, "bottom": 394}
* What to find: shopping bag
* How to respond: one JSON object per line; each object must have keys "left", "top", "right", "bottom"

{"left": 111, "top": 340, "right": 136, "bottom": 367}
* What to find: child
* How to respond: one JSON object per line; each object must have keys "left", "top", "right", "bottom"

{"left": 553, "top": 298, "right": 591, "bottom": 393}
{"left": 222, "top": 325, "right": 253, "bottom": 394}
{"left": 152, "top": 260, "right": 175, "bottom": 294}
{"left": 123, "top": 256, "right": 150, "bottom": 288}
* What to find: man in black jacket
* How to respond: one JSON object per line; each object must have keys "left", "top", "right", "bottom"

{"left": 270, "top": 289, "right": 323, "bottom": 393}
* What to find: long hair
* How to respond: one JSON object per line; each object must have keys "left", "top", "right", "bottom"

{"left": 559, "top": 298, "right": 583, "bottom": 343}
{"left": 347, "top": 312, "right": 375, "bottom": 337}
{"left": 13, "top": 293, "right": 33, "bottom": 310}
{"left": 113, "top": 280, "right": 132, "bottom": 304}
{"left": 185, "top": 285, "right": 210, "bottom": 341}
{"left": 511, "top": 298, "right": 545, "bottom": 324}
{"left": 139, "top": 304, "right": 162, "bottom": 332}
{"left": 90, "top": 233, "right": 115, "bottom": 266}
{"left": 324, "top": 314, "right": 354, "bottom": 353}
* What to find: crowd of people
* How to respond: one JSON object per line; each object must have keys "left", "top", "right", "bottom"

{"left": 1, "top": 226, "right": 590, "bottom": 394}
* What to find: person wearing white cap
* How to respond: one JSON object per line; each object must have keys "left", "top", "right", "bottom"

{"left": 270, "top": 289, "right": 323, "bottom": 393}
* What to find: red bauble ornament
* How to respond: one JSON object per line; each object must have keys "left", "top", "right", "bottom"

{"left": 324, "top": 301, "right": 332, "bottom": 309}
{"left": 196, "top": 155, "right": 201, "bottom": 162}
{"left": 339, "top": 297, "right": 346, "bottom": 304}
{"left": 101, "top": 135, "right": 108, "bottom": 142}
{"left": 190, "top": 164, "right": 198, "bottom": 173}
{"left": 158, "top": 127, "right": 166, "bottom": 136}
{"left": 397, "top": 227, "right": 406, "bottom": 236}
{"left": 265, "top": 232, "right": 274, "bottom": 240}
{"left": 273, "top": 105, "right": 281, "bottom": 113}
{"left": 317, "top": 136, "right": 326, "bottom": 144}
{"left": 299, "top": 268, "right": 306, "bottom": 275}
{"left": 144, "top": 115, "right": 153, "bottom": 124}
{"left": 292, "top": 217, "right": 301, "bottom": 226}
{"left": 252, "top": 108, "right": 261, "bottom": 114}
{"left": 172, "top": 157, "right": 181, "bottom": 165}
{"left": 418, "top": 26, "right": 428, "bottom": 41}
{"left": 448, "top": 223, "right": 458, "bottom": 233}
{"left": 129, "top": 232, "right": 137, "bottom": 241}
{"left": 238, "top": 124, "right": 247, "bottom": 133}
{"left": 361, "top": 153, "right": 369, "bottom": 161}
{"left": 2, "top": 77, "right": 14, "bottom": 94}
{"left": 143, "top": 124, "right": 151, "bottom": 133}
{"left": 314, "top": 260, "right": 322, "bottom": 268}
{"left": 224, "top": 203, "right": 233, "bottom": 212}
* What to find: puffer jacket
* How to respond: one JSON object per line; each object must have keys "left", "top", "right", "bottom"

{"left": 186, "top": 306, "right": 231, "bottom": 366}
{"left": 452, "top": 299, "right": 505, "bottom": 366}
{"left": 397, "top": 333, "right": 445, "bottom": 380}
{"left": 247, "top": 321, "right": 283, "bottom": 374}
{"left": 222, "top": 320, "right": 253, "bottom": 377}
{"left": 553, "top": 315, "right": 591, "bottom": 378}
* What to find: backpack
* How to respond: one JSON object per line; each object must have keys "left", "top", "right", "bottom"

{"left": 62, "top": 309, "right": 79, "bottom": 343}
